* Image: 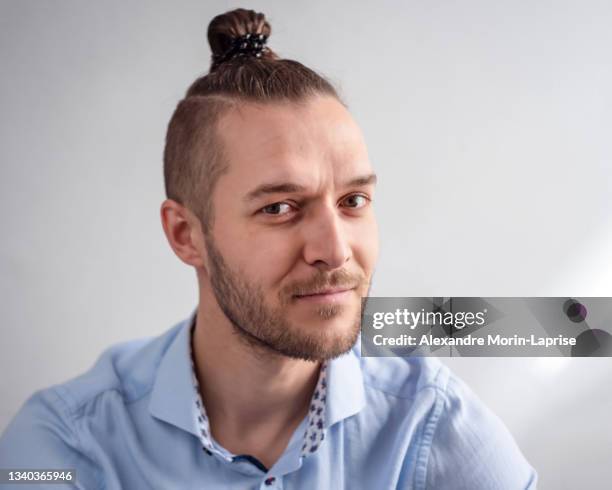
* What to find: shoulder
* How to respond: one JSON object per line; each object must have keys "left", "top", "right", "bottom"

{"left": 419, "top": 365, "right": 538, "bottom": 489}
{"left": 353, "top": 347, "right": 537, "bottom": 489}
{"left": 52, "top": 321, "right": 184, "bottom": 413}
{"left": 0, "top": 319, "right": 186, "bottom": 472}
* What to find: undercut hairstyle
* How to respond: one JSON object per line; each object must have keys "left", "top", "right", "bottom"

{"left": 163, "top": 8, "right": 344, "bottom": 233}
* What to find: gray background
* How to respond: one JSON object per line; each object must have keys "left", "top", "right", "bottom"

{"left": 1, "top": 0, "right": 611, "bottom": 488}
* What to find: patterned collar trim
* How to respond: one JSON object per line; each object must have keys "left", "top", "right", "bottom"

{"left": 189, "top": 323, "right": 328, "bottom": 461}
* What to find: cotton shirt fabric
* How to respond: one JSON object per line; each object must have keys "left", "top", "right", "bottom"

{"left": 0, "top": 310, "right": 538, "bottom": 489}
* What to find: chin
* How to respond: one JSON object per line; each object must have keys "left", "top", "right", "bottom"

{"left": 277, "top": 311, "right": 360, "bottom": 361}
{"left": 291, "top": 300, "right": 342, "bottom": 318}
{"left": 291, "top": 304, "right": 359, "bottom": 334}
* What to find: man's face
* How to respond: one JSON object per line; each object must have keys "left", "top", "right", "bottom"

{"left": 202, "top": 95, "right": 379, "bottom": 361}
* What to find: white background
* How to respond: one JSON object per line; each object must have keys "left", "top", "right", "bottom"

{"left": 1, "top": 1, "right": 611, "bottom": 488}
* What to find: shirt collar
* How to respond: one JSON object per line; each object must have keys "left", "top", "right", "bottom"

{"left": 149, "top": 308, "right": 200, "bottom": 437}
{"left": 324, "top": 339, "right": 366, "bottom": 428}
{"left": 149, "top": 308, "right": 366, "bottom": 450}
{"left": 188, "top": 320, "right": 332, "bottom": 460}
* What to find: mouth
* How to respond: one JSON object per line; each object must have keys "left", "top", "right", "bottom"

{"left": 293, "top": 287, "right": 356, "bottom": 304}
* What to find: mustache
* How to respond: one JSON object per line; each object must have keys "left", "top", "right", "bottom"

{"left": 281, "top": 269, "right": 367, "bottom": 299}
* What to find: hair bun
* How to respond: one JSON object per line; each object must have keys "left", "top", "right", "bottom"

{"left": 207, "top": 8, "right": 276, "bottom": 70}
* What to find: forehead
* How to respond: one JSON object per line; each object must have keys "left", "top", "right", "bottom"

{"left": 215, "top": 96, "right": 371, "bottom": 189}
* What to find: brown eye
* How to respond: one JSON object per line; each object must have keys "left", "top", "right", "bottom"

{"left": 341, "top": 194, "right": 368, "bottom": 209}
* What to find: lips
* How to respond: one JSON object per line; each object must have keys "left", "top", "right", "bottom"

{"left": 296, "top": 287, "right": 354, "bottom": 297}
{"left": 292, "top": 286, "right": 356, "bottom": 304}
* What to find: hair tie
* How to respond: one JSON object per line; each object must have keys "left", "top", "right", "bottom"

{"left": 213, "top": 33, "right": 268, "bottom": 67}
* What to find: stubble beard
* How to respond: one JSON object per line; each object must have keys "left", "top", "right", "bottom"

{"left": 204, "top": 234, "right": 370, "bottom": 362}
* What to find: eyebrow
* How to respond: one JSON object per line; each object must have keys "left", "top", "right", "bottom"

{"left": 243, "top": 173, "right": 378, "bottom": 202}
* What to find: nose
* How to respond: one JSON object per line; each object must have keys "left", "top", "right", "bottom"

{"left": 302, "top": 204, "right": 352, "bottom": 270}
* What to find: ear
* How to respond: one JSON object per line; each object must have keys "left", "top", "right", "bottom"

{"left": 160, "top": 199, "right": 208, "bottom": 269}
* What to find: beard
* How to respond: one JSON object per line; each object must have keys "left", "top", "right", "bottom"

{"left": 204, "top": 233, "right": 370, "bottom": 362}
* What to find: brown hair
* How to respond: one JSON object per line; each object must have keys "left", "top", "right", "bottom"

{"left": 163, "top": 8, "right": 344, "bottom": 233}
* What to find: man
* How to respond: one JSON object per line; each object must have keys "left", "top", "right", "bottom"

{"left": 0, "top": 8, "right": 537, "bottom": 489}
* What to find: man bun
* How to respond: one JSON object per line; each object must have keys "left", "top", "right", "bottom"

{"left": 207, "top": 8, "right": 278, "bottom": 71}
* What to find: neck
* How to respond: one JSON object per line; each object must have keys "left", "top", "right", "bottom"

{"left": 191, "top": 297, "right": 321, "bottom": 447}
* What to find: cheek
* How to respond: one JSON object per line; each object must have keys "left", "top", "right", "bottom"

{"left": 352, "top": 217, "right": 379, "bottom": 274}
{"left": 217, "top": 226, "right": 300, "bottom": 287}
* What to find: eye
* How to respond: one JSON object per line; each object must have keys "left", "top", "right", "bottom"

{"left": 341, "top": 194, "right": 369, "bottom": 209}
{"left": 261, "top": 202, "right": 294, "bottom": 216}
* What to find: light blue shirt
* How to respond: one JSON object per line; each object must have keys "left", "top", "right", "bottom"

{"left": 0, "top": 310, "right": 537, "bottom": 489}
